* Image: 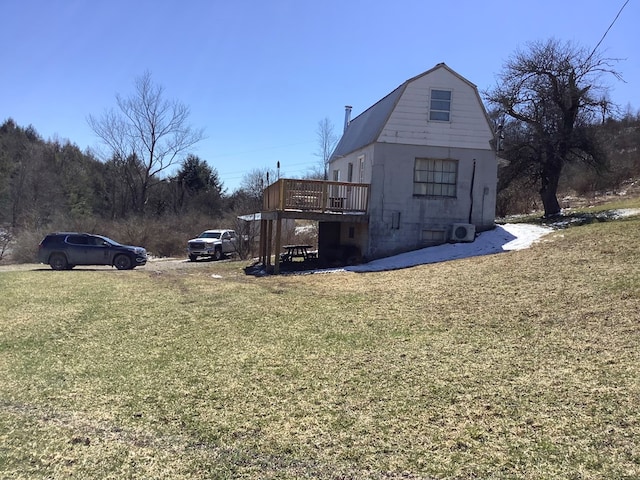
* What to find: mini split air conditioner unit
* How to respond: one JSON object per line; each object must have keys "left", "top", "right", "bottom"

{"left": 450, "top": 223, "right": 476, "bottom": 242}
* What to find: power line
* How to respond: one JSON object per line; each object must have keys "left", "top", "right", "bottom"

{"left": 586, "top": 0, "right": 630, "bottom": 63}
{"left": 206, "top": 140, "right": 315, "bottom": 160}
{"left": 217, "top": 160, "right": 319, "bottom": 177}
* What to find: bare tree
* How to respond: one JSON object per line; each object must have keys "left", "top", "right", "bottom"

{"left": 239, "top": 167, "right": 276, "bottom": 210}
{"left": 485, "top": 39, "right": 621, "bottom": 216}
{"left": 314, "top": 117, "right": 339, "bottom": 180}
{"left": 88, "top": 71, "right": 205, "bottom": 215}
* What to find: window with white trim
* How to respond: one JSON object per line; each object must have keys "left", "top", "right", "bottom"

{"left": 414, "top": 158, "right": 458, "bottom": 197}
{"left": 429, "top": 89, "right": 451, "bottom": 121}
{"left": 358, "top": 155, "right": 365, "bottom": 183}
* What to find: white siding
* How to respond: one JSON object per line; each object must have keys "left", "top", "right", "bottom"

{"left": 378, "top": 68, "right": 493, "bottom": 150}
{"left": 330, "top": 145, "right": 374, "bottom": 185}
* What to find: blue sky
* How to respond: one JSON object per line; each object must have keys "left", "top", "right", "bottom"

{"left": 1, "top": 0, "right": 638, "bottom": 192}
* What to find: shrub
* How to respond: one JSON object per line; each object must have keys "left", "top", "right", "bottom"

{"left": 4, "top": 214, "right": 238, "bottom": 263}
{"left": 10, "top": 228, "right": 47, "bottom": 264}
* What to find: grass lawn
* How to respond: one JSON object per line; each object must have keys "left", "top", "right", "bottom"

{"left": 1, "top": 215, "right": 639, "bottom": 479}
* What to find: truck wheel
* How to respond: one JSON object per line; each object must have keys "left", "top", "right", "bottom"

{"left": 189, "top": 254, "right": 197, "bottom": 262}
{"left": 213, "top": 248, "right": 223, "bottom": 261}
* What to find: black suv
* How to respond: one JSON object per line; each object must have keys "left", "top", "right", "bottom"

{"left": 37, "top": 232, "right": 148, "bottom": 270}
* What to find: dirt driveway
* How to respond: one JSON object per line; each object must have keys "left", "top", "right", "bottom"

{"left": 0, "top": 257, "right": 200, "bottom": 273}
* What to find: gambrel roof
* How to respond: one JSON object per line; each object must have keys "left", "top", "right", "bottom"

{"left": 330, "top": 63, "right": 482, "bottom": 160}
{"left": 330, "top": 84, "right": 405, "bottom": 159}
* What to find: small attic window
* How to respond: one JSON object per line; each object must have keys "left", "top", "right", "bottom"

{"left": 429, "top": 89, "right": 451, "bottom": 121}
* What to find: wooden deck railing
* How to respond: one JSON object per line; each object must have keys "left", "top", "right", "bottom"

{"left": 263, "top": 178, "right": 369, "bottom": 213}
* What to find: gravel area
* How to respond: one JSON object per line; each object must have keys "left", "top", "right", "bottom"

{"left": 0, "top": 257, "right": 195, "bottom": 273}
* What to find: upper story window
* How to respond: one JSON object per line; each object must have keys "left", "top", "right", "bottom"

{"left": 429, "top": 89, "right": 451, "bottom": 121}
{"left": 414, "top": 158, "right": 458, "bottom": 197}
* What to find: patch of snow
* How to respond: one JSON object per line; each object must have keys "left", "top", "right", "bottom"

{"left": 324, "top": 223, "right": 554, "bottom": 274}
{"left": 610, "top": 208, "right": 640, "bottom": 218}
{"left": 277, "top": 208, "right": 640, "bottom": 275}
{"left": 295, "top": 224, "right": 316, "bottom": 235}
{"left": 550, "top": 208, "right": 640, "bottom": 229}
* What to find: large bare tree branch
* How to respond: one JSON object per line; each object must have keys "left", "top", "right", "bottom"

{"left": 87, "top": 71, "right": 205, "bottom": 215}
{"left": 485, "top": 38, "right": 622, "bottom": 216}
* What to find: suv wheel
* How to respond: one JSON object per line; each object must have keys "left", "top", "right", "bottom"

{"left": 114, "top": 254, "right": 133, "bottom": 270}
{"left": 49, "top": 253, "right": 68, "bottom": 270}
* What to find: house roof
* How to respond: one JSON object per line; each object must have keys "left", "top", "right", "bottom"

{"left": 330, "top": 63, "right": 480, "bottom": 160}
{"left": 330, "top": 83, "right": 406, "bottom": 160}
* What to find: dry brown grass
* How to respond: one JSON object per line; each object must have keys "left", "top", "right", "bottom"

{"left": 1, "top": 215, "right": 639, "bottom": 479}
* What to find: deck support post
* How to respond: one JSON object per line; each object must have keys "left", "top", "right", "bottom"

{"left": 259, "top": 219, "right": 267, "bottom": 265}
{"left": 274, "top": 214, "right": 282, "bottom": 275}
{"left": 267, "top": 220, "right": 273, "bottom": 268}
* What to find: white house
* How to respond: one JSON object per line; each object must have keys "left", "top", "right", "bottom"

{"left": 327, "top": 62, "right": 498, "bottom": 259}
{"left": 259, "top": 63, "right": 499, "bottom": 271}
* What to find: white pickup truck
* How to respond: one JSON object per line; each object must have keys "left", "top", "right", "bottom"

{"left": 187, "top": 229, "right": 238, "bottom": 261}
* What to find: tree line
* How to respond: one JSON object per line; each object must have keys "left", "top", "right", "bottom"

{"left": 0, "top": 119, "right": 253, "bottom": 227}
{"left": 0, "top": 117, "right": 276, "bottom": 260}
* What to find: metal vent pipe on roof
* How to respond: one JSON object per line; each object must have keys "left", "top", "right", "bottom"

{"left": 344, "top": 105, "right": 352, "bottom": 132}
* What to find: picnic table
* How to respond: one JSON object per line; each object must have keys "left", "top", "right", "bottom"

{"left": 280, "top": 244, "right": 317, "bottom": 263}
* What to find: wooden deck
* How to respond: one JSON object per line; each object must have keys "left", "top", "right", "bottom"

{"left": 259, "top": 178, "right": 370, "bottom": 274}
{"left": 262, "top": 178, "right": 369, "bottom": 214}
